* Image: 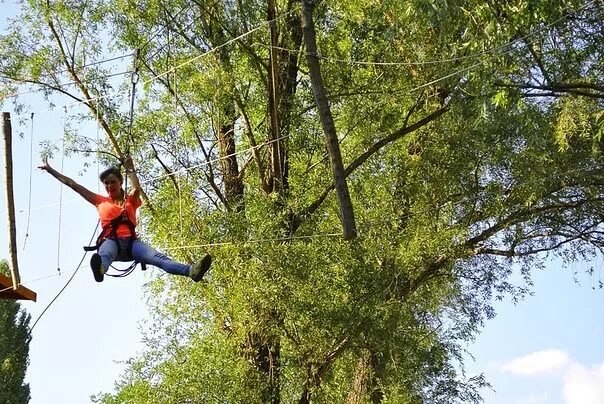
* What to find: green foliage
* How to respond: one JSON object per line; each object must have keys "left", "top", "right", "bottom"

{"left": 3, "top": 0, "right": 604, "bottom": 402}
{"left": 0, "top": 262, "right": 32, "bottom": 404}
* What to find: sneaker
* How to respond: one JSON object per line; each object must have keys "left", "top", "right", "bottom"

{"left": 189, "top": 254, "right": 212, "bottom": 282}
{"left": 90, "top": 253, "right": 106, "bottom": 283}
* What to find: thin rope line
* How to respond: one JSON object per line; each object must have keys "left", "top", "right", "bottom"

{"left": 18, "top": 196, "right": 81, "bottom": 212}
{"left": 0, "top": 267, "right": 79, "bottom": 296}
{"left": 2, "top": 176, "right": 598, "bottom": 294}
{"left": 28, "top": 249, "right": 87, "bottom": 333}
{"left": 22, "top": 113, "right": 35, "bottom": 250}
{"left": 0, "top": 285, "right": 15, "bottom": 294}
{"left": 12, "top": 12, "right": 292, "bottom": 115}
{"left": 259, "top": 0, "right": 598, "bottom": 67}
{"left": 140, "top": 133, "right": 293, "bottom": 185}
{"left": 11, "top": 53, "right": 132, "bottom": 82}
{"left": 168, "top": 25, "right": 185, "bottom": 246}
{"left": 21, "top": 269, "right": 77, "bottom": 285}
{"left": 138, "top": 62, "right": 483, "bottom": 187}
{"left": 1, "top": 224, "right": 97, "bottom": 366}
{"left": 96, "top": 100, "right": 101, "bottom": 193}
{"left": 1, "top": 69, "right": 134, "bottom": 102}
{"left": 162, "top": 232, "right": 345, "bottom": 251}
{"left": 56, "top": 108, "right": 67, "bottom": 275}
{"left": 18, "top": 150, "right": 604, "bottom": 216}
{"left": 406, "top": 62, "right": 483, "bottom": 94}
{"left": 137, "top": 3, "right": 193, "bottom": 54}
{"left": 135, "top": 11, "right": 293, "bottom": 96}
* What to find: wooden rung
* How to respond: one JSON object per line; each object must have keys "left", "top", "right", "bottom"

{"left": 0, "top": 272, "right": 37, "bottom": 302}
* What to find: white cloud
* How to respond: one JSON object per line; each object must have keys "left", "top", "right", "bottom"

{"left": 499, "top": 350, "right": 604, "bottom": 404}
{"left": 501, "top": 349, "right": 570, "bottom": 376}
{"left": 563, "top": 362, "right": 604, "bottom": 404}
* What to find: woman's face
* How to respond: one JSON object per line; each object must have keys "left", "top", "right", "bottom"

{"left": 103, "top": 174, "right": 122, "bottom": 199}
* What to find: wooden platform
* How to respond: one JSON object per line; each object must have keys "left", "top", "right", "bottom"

{"left": 0, "top": 273, "right": 36, "bottom": 302}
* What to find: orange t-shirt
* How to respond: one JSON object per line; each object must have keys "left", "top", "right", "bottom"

{"left": 94, "top": 194, "right": 142, "bottom": 238}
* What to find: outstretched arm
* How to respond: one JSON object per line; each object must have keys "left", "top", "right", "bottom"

{"left": 122, "top": 154, "right": 141, "bottom": 200}
{"left": 38, "top": 159, "right": 97, "bottom": 205}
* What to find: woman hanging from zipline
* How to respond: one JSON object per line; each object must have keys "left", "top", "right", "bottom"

{"left": 38, "top": 155, "right": 211, "bottom": 283}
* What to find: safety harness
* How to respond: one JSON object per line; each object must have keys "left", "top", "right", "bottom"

{"left": 84, "top": 208, "right": 147, "bottom": 275}
{"left": 84, "top": 49, "right": 144, "bottom": 277}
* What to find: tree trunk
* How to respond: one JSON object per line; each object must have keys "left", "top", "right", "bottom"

{"left": 217, "top": 119, "right": 244, "bottom": 211}
{"left": 300, "top": 0, "right": 357, "bottom": 240}
{"left": 267, "top": 0, "right": 285, "bottom": 195}
{"left": 215, "top": 45, "right": 244, "bottom": 211}
{"left": 246, "top": 331, "right": 281, "bottom": 404}
{"left": 346, "top": 349, "right": 384, "bottom": 404}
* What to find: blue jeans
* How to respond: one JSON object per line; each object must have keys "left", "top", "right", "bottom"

{"left": 98, "top": 238, "right": 191, "bottom": 277}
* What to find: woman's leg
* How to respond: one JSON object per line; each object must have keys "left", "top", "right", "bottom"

{"left": 97, "top": 238, "right": 119, "bottom": 270}
{"left": 130, "top": 239, "right": 191, "bottom": 277}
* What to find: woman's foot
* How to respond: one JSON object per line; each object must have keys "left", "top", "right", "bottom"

{"left": 90, "top": 253, "right": 106, "bottom": 282}
{"left": 189, "top": 254, "right": 212, "bottom": 282}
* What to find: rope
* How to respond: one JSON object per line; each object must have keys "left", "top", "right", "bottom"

{"left": 22, "top": 112, "right": 35, "bottom": 250}
{"left": 5, "top": 0, "right": 597, "bottom": 110}
{"left": 29, "top": 246, "right": 88, "bottom": 332}
{"left": 56, "top": 108, "right": 67, "bottom": 275}
{"left": 1, "top": 225, "right": 98, "bottom": 363}
{"left": 162, "top": 232, "right": 345, "bottom": 251}
{"left": 141, "top": 133, "right": 293, "bottom": 185}
{"left": 7, "top": 11, "right": 294, "bottom": 114}
{"left": 137, "top": 4, "right": 193, "bottom": 54}
{"left": 120, "top": 49, "right": 140, "bottom": 203}
{"left": 166, "top": 24, "right": 185, "bottom": 246}
{"left": 258, "top": 0, "right": 601, "bottom": 68}
{"left": 96, "top": 100, "right": 101, "bottom": 193}
{"left": 127, "top": 49, "right": 140, "bottom": 145}
{"left": 1, "top": 69, "right": 134, "bottom": 102}
{"left": 0, "top": 285, "right": 15, "bottom": 294}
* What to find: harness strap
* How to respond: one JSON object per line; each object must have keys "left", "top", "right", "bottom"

{"left": 83, "top": 210, "right": 147, "bottom": 271}
{"left": 99, "top": 211, "right": 138, "bottom": 258}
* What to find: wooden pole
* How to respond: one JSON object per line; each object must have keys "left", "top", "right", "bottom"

{"left": 3, "top": 112, "right": 20, "bottom": 289}
{"left": 301, "top": 0, "right": 357, "bottom": 240}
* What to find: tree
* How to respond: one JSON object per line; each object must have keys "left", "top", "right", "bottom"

{"left": 0, "top": 262, "right": 32, "bottom": 404}
{"left": 2, "top": 0, "right": 604, "bottom": 402}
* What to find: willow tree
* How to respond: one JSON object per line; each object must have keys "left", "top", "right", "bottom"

{"left": 2, "top": 0, "right": 604, "bottom": 402}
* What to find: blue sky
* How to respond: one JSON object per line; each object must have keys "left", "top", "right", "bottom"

{"left": 2, "top": 3, "right": 604, "bottom": 404}
{"left": 1, "top": 3, "right": 151, "bottom": 403}
{"left": 468, "top": 261, "right": 604, "bottom": 404}
{"left": 0, "top": 91, "right": 152, "bottom": 401}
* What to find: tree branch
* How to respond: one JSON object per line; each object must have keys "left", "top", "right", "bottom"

{"left": 496, "top": 81, "right": 604, "bottom": 99}
{"left": 291, "top": 105, "right": 448, "bottom": 233}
